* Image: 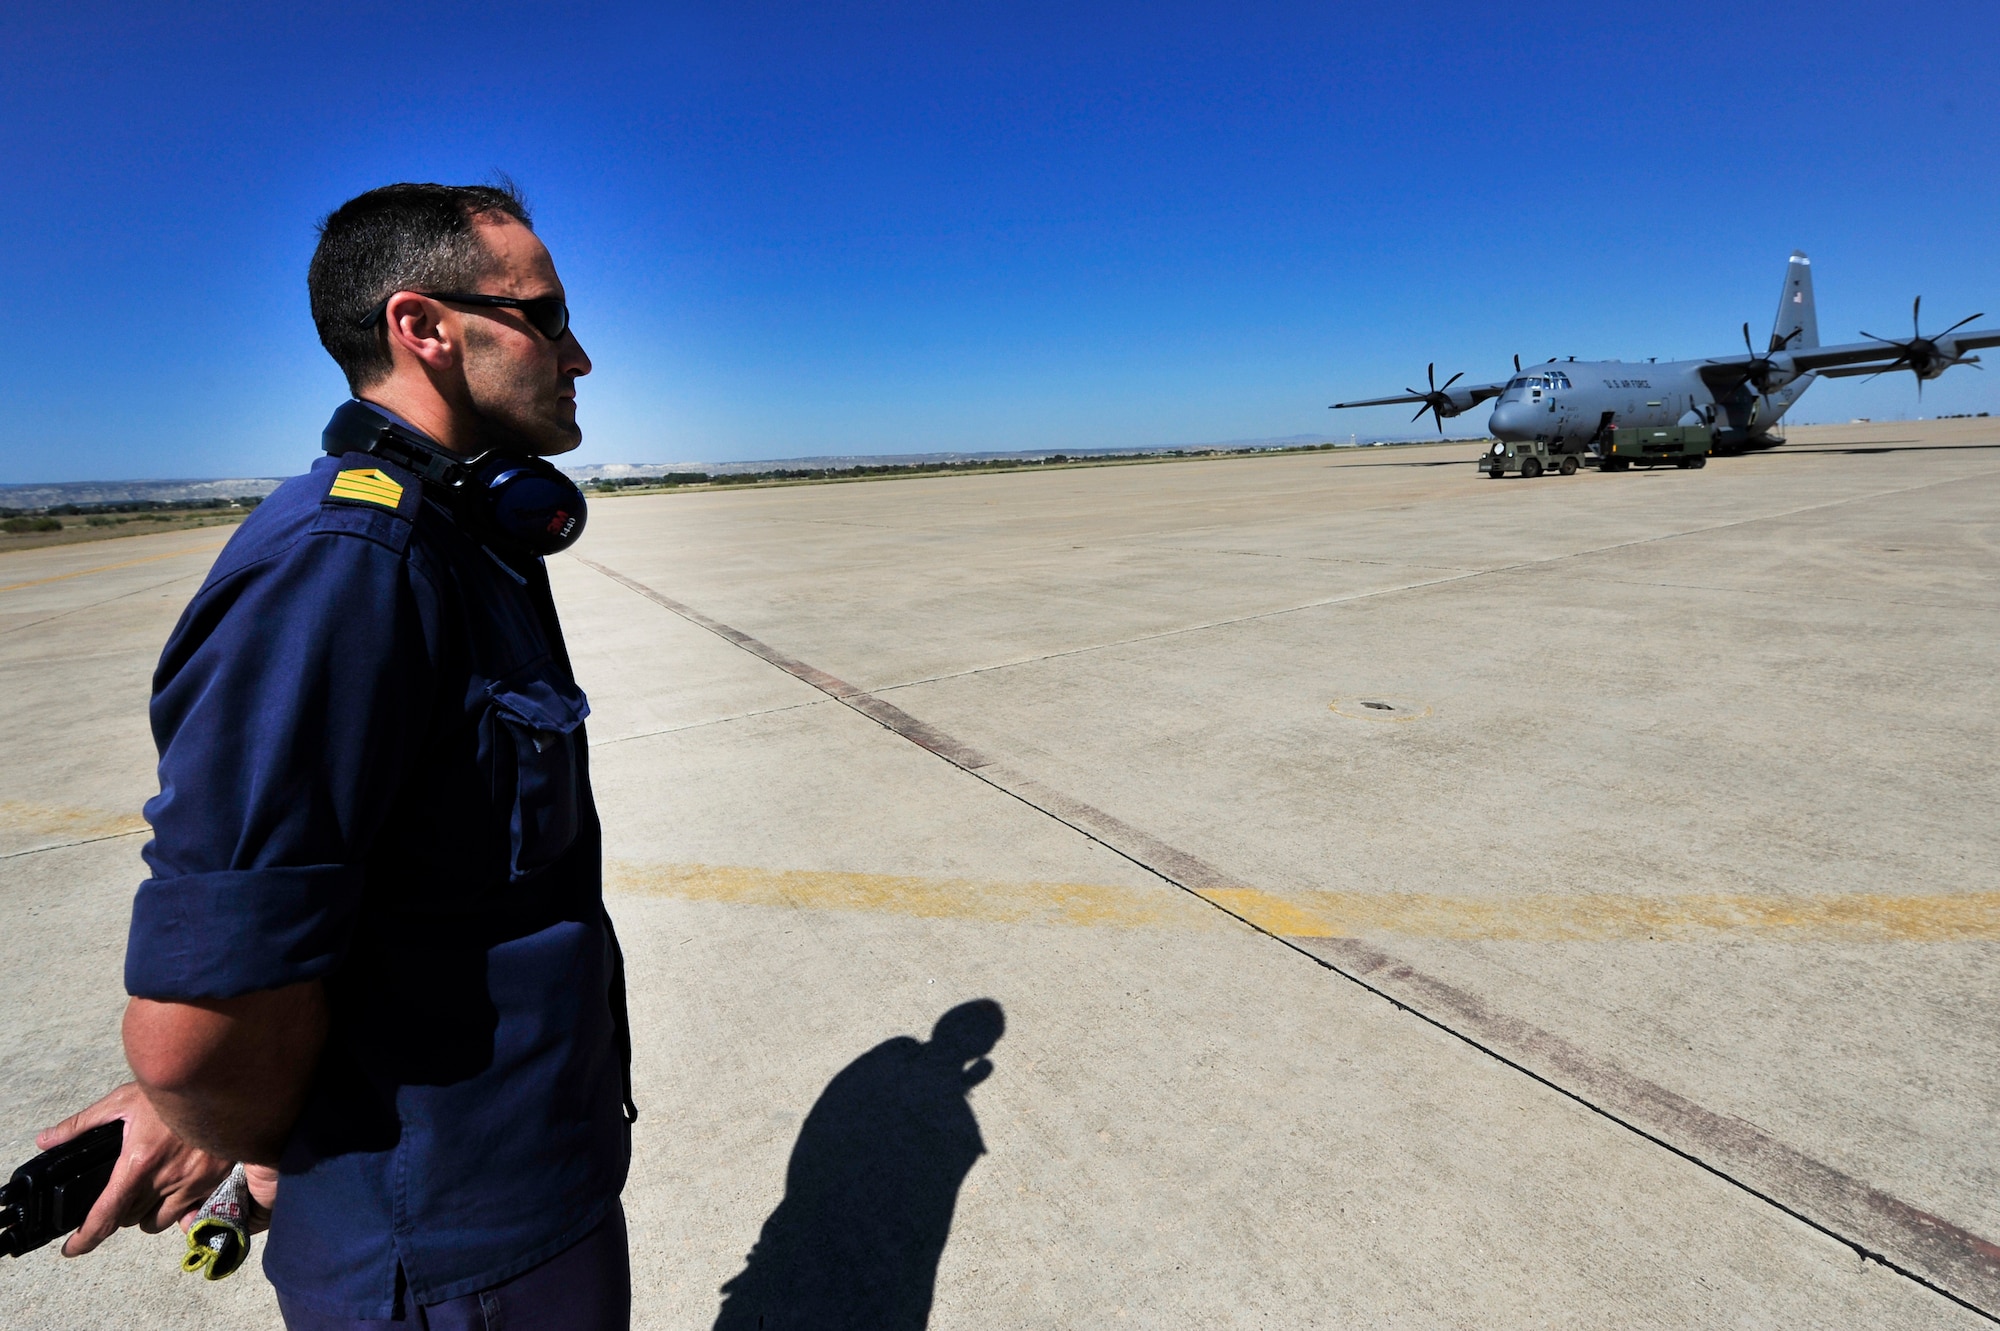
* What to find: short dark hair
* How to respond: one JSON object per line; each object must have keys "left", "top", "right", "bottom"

{"left": 307, "top": 181, "right": 533, "bottom": 390}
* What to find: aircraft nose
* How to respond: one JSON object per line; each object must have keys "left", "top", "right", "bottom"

{"left": 1488, "top": 402, "right": 1529, "bottom": 439}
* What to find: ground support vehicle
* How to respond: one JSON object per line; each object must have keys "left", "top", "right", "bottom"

{"left": 1593, "top": 425, "right": 1711, "bottom": 471}
{"left": 1480, "top": 437, "right": 1586, "bottom": 478}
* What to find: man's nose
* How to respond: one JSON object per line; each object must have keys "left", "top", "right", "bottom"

{"left": 560, "top": 332, "right": 592, "bottom": 378}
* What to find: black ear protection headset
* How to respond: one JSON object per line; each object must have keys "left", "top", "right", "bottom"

{"left": 321, "top": 400, "right": 587, "bottom": 556}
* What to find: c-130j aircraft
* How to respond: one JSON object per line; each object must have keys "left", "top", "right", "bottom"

{"left": 1331, "top": 252, "right": 2000, "bottom": 454}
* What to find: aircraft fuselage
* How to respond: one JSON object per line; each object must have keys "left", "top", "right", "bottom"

{"left": 1485, "top": 360, "right": 1813, "bottom": 451}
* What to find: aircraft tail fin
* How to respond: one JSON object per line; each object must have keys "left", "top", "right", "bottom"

{"left": 1772, "top": 251, "right": 1818, "bottom": 351}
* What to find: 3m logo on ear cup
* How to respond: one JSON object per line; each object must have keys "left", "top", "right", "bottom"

{"left": 478, "top": 460, "right": 588, "bottom": 556}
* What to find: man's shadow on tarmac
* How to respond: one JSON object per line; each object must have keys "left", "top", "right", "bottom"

{"left": 713, "top": 999, "right": 1005, "bottom": 1331}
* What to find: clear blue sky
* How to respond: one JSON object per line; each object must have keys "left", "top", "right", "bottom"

{"left": 3, "top": 2, "right": 1996, "bottom": 482}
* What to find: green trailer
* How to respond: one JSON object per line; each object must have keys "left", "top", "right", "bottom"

{"left": 1594, "top": 425, "right": 1711, "bottom": 471}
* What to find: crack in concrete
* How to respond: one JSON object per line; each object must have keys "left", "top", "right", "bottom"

{"left": 576, "top": 552, "right": 2000, "bottom": 1322}
{"left": 0, "top": 828, "right": 148, "bottom": 861}
{"left": 594, "top": 697, "right": 833, "bottom": 747}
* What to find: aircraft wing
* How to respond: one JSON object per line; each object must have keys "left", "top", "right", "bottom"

{"left": 1330, "top": 380, "right": 1509, "bottom": 411}
{"left": 1699, "top": 325, "right": 2000, "bottom": 392}
{"left": 1785, "top": 327, "right": 2000, "bottom": 373}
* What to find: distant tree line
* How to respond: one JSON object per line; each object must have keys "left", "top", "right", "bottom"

{"left": 1, "top": 495, "right": 264, "bottom": 534}
{"left": 579, "top": 443, "right": 1360, "bottom": 493}
{"left": 1, "top": 496, "right": 265, "bottom": 518}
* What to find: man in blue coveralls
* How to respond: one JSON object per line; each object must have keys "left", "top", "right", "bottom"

{"left": 37, "top": 182, "right": 637, "bottom": 1328}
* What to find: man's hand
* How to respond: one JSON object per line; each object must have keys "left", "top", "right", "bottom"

{"left": 241, "top": 1164, "right": 278, "bottom": 1234}
{"left": 36, "top": 1083, "right": 233, "bottom": 1257}
{"left": 175, "top": 1164, "right": 279, "bottom": 1238}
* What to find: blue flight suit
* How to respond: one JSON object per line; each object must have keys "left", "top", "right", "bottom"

{"left": 124, "top": 406, "right": 632, "bottom": 1319}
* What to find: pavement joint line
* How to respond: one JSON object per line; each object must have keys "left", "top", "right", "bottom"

{"left": 0, "top": 828, "right": 148, "bottom": 861}
{"left": 0, "top": 541, "right": 228, "bottom": 596}
{"left": 1580, "top": 576, "right": 1983, "bottom": 612}
{"left": 0, "top": 567, "right": 213, "bottom": 640}
{"left": 1112, "top": 541, "right": 1483, "bottom": 573}
{"left": 574, "top": 551, "right": 2000, "bottom": 1322}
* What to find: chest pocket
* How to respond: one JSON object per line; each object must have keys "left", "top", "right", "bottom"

{"left": 485, "top": 669, "right": 590, "bottom": 880}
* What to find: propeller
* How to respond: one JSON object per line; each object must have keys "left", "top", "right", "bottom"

{"left": 1858, "top": 296, "right": 1985, "bottom": 398}
{"left": 1709, "top": 321, "right": 1801, "bottom": 397}
{"left": 1513, "top": 353, "right": 1521, "bottom": 373}
{"left": 1406, "top": 362, "right": 1465, "bottom": 433}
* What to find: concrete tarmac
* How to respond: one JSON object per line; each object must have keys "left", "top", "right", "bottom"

{"left": 1, "top": 422, "right": 1995, "bottom": 1327}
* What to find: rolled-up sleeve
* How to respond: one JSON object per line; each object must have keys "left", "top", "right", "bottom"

{"left": 127, "top": 528, "right": 437, "bottom": 1000}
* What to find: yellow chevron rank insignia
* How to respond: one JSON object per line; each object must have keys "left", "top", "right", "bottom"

{"left": 328, "top": 468, "right": 405, "bottom": 509}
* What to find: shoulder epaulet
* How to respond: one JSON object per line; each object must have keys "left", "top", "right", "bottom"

{"left": 323, "top": 452, "right": 421, "bottom": 519}
{"left": 310, "top": 451, "right": 422, "bottom": 552}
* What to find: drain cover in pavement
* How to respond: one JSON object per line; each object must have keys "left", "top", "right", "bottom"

{"left": 1329, "top": 696, "right": 1432, "bottom": 722}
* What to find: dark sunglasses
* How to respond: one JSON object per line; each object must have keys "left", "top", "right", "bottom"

{"left": 357, "top": 290, "right": 571, "bottom": 342}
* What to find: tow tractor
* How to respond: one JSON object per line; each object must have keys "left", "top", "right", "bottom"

{"left": 1480, "top": 437, "right": 1585, "bottom": 479}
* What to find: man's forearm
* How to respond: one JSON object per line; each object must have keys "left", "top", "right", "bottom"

{"left": 122, "top": 982, "right": 328, "bottom": 1164}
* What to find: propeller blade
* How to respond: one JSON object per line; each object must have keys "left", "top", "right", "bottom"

{"left": 1440, "top": 371, "right": 1464, "bottom": 391}
{"left": 1913, "top": 295, "right": 1921, "bottom": 339}
{"left": 1410, "top": 404, "right": 1429, "bottom": 424}
{"left": 1742, "top": 322, "right": 1753, "bottom": 355}
{"left": 1426, "top": 362, "right": 1437, "bottom": 392}
{"left": 1857, "top": 329, "right": 1901, "bottom": 347}
{"left": 1936, "top": 311, "right": 1985, "bottom": 340}
{"left": 1513, "top": 353, "right": 1521, "bottom": 372}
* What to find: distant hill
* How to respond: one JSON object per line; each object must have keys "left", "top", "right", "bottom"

{"left": 0, "top": 477, "right": 284, "bottom": 509}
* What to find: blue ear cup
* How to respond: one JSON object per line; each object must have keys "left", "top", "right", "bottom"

{"left": 473, "top": 456, "right": 586, "bottom": 553}
{"left": 322, "top": 401, "right": 587, "bottom": 556}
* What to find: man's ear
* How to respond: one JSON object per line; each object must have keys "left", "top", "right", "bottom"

{"left": 381, "top": 293, "right": 458, "bottom": 373}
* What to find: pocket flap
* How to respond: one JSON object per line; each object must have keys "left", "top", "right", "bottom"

{"left": 487, "top": 669, "right": 590, "bottom": 735}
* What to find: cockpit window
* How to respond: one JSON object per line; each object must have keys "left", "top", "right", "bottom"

{"left": 1509, "top": 372, "right": 1571, "bottom": 391}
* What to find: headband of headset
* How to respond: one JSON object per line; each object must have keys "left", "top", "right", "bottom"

{"left": 321, "top": 400, "right": 586, "bottom": 556}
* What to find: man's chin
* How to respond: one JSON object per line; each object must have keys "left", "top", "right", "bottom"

{"left": 536, "top": 406, "right": 583, "bottom": 456}
{"left": 478, "top": 409, "right": 582, "bottom": 457}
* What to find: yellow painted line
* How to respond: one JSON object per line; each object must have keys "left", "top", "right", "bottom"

{"left": 1199, "top": 886, "right": 2000, "bottom": 944}
{"left": 607, "top": 861, "right": 1208, "bottom": 931}
{"left": 0, "top": 802, "right": 149, "bottom": 845}
{"left": 609, "top": 860, "right": 2000, "bottom": 942}
{"left": 0, "top": 541, "right": 227, "bottom": 595}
